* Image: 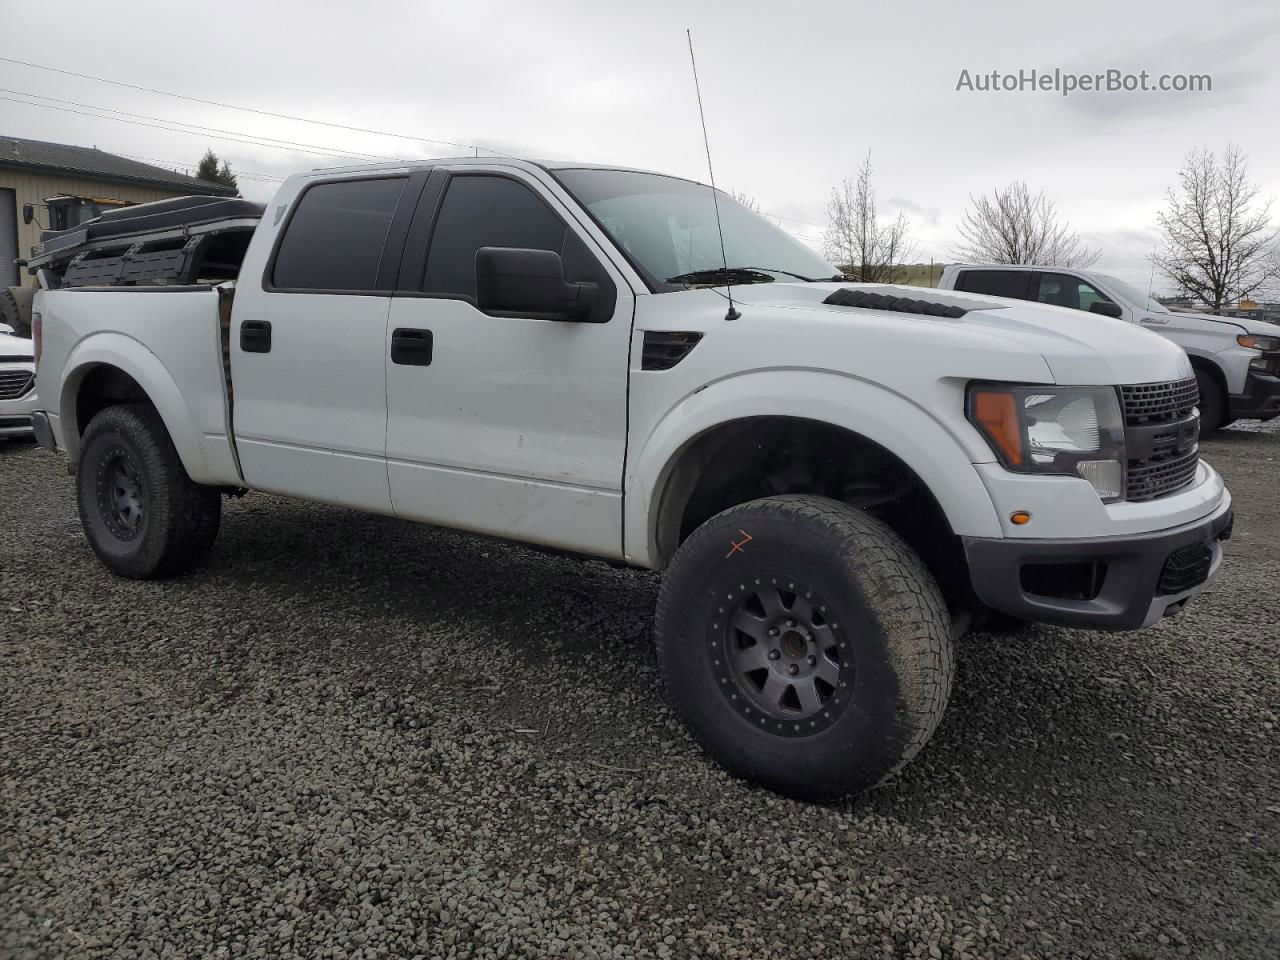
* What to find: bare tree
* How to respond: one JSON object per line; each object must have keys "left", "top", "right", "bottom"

{"left": 823, "top": 151, "right": 914, "bottom": 282}
{"left": 953, "top": 181, "right": 1099, "bottom": 268}
{"left": 1153, "top": 145, "right": 1279, "bottom": 313}
{"left": 729, "top": 189, "right": 760, "bottom": 212}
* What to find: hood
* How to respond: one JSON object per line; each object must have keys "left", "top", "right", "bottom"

{"left": 0, "top": 330, "right": 35, "bottom": 360}
{"left": 715, "top": 282, "right": 1191, "bottom": 386}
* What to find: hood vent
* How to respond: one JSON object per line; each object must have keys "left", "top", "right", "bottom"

{"left": 642, "top": 331, "right": 703, "bottom": 370}
{"left": 823, "top": 287, "right": 979, "bottom": 318}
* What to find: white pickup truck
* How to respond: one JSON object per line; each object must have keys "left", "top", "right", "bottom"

{"left": 938, "top": 264, "right": 1280, "bottom": 432}
{"left": 30, "top": 158, "right": 1233, "bottom": 800}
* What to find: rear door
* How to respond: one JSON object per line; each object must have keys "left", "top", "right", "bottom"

{"left": 383, "top": 167, "right": 635, "bottom": 556}
{"left": 231, "top": 173, "right": 424, "bottom": 511}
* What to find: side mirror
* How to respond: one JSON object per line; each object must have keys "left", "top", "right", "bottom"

{"left": 22, "top": 203, "right": 33, "bottom": 225}
{"left": 1089, "top": 301, "right": 1123, "bottom": 319}
{"left": 0, "top": 322, "right": 14, "bottom": 336}
{"left": 476, "top": 247, "right": 596, "bottom": 320}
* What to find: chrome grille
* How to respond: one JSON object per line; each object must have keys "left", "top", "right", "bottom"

{"left": 1121, "top": 378, "right": 1200, "bottom": 501}
{"left": 0, "top": 369, "right": 34, "bottom": 400}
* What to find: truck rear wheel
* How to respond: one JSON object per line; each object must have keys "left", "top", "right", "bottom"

{"left": 77, "top": 404, "right": 221, "bottom": 579}
{"left": 655, "top": 495, "right": 953, "bottom": 801}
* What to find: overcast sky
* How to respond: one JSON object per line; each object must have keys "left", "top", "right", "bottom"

{"left": 4, "top": 0, "right": 1278, "bottom": 292}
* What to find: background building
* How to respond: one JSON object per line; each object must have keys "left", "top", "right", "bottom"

{"left": 1, "top": 136, "right": 235, "bottom": 288}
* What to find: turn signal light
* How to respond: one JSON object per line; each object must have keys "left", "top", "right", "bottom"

{"left": 1010, "top": 511, "right": 1031, "bottom": 525}
{"left": 971, "top": 390, "right": 1023, "bottom": 466}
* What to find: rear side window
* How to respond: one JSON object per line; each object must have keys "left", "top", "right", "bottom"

{"left": 955, "top": 270, "right": 1032, "bottom": 300}
{"left": 272, "top": 177, "right": 407, "bottom": 291}
{"left": 421, "top": 175, "right": 567, "bottom": 299}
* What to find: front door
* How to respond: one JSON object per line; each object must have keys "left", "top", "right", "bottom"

{"left": 384, "top": 168, "right": 635, "bottom": 556}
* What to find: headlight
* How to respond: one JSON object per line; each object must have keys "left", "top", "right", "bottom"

{"left": 1237, "top": 334, "right": 1280, "bottom": 351}
{"left": 967, "top": 384, "right": 1127, "bottom": 502}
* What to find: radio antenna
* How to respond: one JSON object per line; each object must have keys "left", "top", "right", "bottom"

{"left": 686, "top": 29, "right": 740, "bottom": 321}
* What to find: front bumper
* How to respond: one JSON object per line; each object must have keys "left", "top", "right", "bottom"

{"left": 1228, "top": 370, "right": 1280, "bottom": 421}
{"left": 964, "top": 498, "right": 1233, "bottom": 631}
{"left": 0, "top": 370, "right": 38, "bottom": 439}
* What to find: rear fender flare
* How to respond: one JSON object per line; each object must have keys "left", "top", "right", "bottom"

{"left": 58, "top": 332, "right": 212, "bottom": 482}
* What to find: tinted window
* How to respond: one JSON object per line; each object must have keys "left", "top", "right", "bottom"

{"left": 955, "top": 270, "right": 1031, "bottom": 300}
{"left": 422, "top": 176, "right": 567, "bottom": 299}
{"left": 1035, "top": 272, "right": 1111, "bottom": 312}
{"left": 272, "top": 178, "right": 407, "bottom": 291}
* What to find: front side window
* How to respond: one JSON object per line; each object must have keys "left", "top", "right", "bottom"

{"left": 555, "top": 168, "right": 835, "bottom": 289}
{"left": 421, "top": 176, "right": 568, "bottom": 299}
{"left": 272, "top": 177, "right": 407, "bottom": 291}
{"left": 1035, "top": 272, "right": 1111, "bottom": 312}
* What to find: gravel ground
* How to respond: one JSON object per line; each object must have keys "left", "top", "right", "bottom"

{"left": 2, "top": 425, "right": 1277, "bottom": 960}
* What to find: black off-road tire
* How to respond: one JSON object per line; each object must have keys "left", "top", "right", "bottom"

{"left": 1194, "top": 368, "right": 1226, "bottom": 434}
{"left": 77, "top": 404, "right": 221, "bottom": 579}
{"left": 655, "top": 495, "right": 954, "bottom": 801}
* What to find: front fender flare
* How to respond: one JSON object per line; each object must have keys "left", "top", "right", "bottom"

{"left": 58, "top": 332, "right": 213, "bottom": 482}
{"left": 625, "top": 369, "right": 1002, "bottom": 567}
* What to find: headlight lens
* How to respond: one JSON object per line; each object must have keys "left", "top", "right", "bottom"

{"left": 968, "top": 384, "right": 1127, "bottom": 501}
{"left": 1237, "top": 334, "right": 1280, "bottom": 351}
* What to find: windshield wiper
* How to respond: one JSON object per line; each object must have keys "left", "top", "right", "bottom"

{"left": 748, "top": 266, "right": 828, "bottom": 282}
{"left": 665, "top": 267, "right": 777, "bottom": 285}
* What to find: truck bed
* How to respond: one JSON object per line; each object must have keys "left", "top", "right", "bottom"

{"left": 37, "top": 284, "right": 243, "bottom": 487}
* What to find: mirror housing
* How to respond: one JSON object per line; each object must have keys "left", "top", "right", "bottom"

{"left": 1089, "top": 301, "right": 1123, "bottom": 319}
{"left": 476, "top": 247, "right": 596, "bottom": 320}
{"left": 22, "top": 203, "right": 34, "bottom": 225}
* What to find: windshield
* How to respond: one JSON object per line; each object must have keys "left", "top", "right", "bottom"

{"left": 1095, "top": 274, "right": 1169, "bottom": 314}
{"left": 555, "top": 168, "right": 836, "bottom": 289}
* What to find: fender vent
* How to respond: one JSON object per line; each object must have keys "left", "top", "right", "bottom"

{"left": 823, "top": 287, "right": 971, "bottom": 318}
{"left": 642, "top": 331, "right": 703, "bottom": 370}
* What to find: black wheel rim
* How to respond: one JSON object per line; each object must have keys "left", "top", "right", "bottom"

{"left": 97, "top": 446, "right": 145, "bottom": 541}
{"left": 710, "top": 577, "right": 854, "bottom": 737}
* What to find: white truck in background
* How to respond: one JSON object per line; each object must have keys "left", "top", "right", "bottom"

{"left": 28, "top": 158, "right": 1233, "bottom": 800}
{"left": 938, "top": 264, "right": 1280, "bottom": 432}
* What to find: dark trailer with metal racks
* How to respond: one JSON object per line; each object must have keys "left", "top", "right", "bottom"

{"left": 27, "top": 195, "right": 265, "bottom": 288}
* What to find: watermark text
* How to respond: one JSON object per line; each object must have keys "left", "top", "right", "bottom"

{"left": 955, "top": 68, "right": 1211, "bottom": 96}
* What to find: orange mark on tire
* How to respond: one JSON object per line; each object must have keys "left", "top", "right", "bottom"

{"left": 725, "top": 529, "right": 753, "bottom": 558}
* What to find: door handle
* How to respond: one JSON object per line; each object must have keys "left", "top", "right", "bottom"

{"left": 391, "top": 327, "right": 433, "bottom": 366}
{"left": 240, "top": 319, "right": 272, "bottom": 353}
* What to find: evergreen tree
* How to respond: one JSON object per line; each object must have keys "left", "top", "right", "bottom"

{"left": 195, "top": 149, "right": 239, "bottom": 190}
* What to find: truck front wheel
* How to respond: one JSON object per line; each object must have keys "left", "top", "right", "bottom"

{"left": 77, "top": 404, "right": 221, "bottom": 579}
{"left": 655, "top": 495, "right": 954, "bottom": 801}
{"left": 1194, "top": 368, "right": 1227, "bottom": 433}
